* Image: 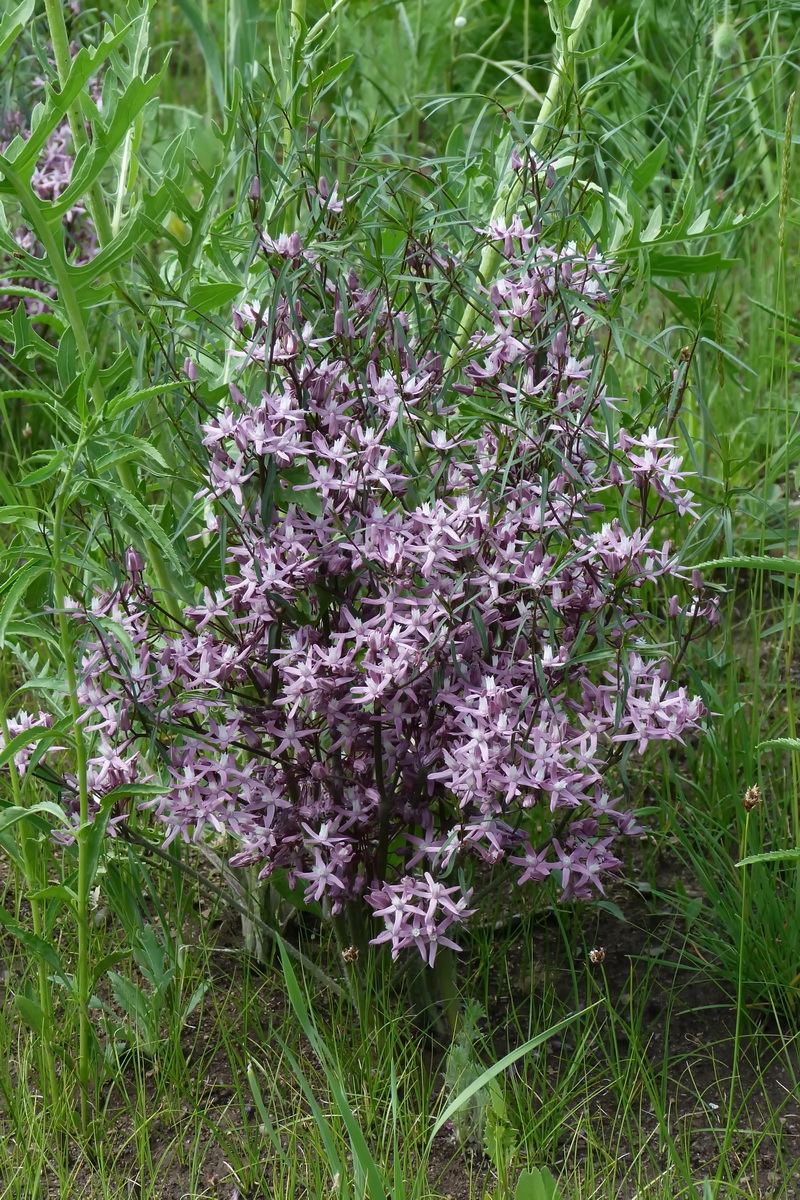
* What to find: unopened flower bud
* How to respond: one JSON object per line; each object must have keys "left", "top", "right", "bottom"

{"left": 712, "top": 22, "right": 738, "bottom": 58}
{"left": 183, "top": 357, "right": 198, "bottom": 381}
{"left": 454, "top": 14, "right": 466, "bottom": 27}
{"left": 125, "top": 546, "right": 144, "bottom": 582}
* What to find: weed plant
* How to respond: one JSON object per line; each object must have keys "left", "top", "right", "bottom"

{"left": 0, "top": 0, "right": 798, "bottom": 1197}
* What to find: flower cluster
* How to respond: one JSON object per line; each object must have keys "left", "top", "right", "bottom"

{"left": 23, "top": 182, "right": 711, "bottom": 966}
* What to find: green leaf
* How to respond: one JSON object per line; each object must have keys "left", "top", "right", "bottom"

{"left": 91, "top": 949, "right": 131, "bottom": 991}
{"left": 245, "top": 1062, "right": 294, "bottom": 1170}
{"left": 187, "top": 281, "right": 242, "bottom": 314}
{"left": 79, "top": 792, "right": 123, "bottom": 897}
{"left": 0, "top": 801, "right": 69, "bottom": 835}
{"left": 0, "top": 828, "right": 24, "bottom": 872}
{"left": 1, "top": 30, "right": 131, "bottom": 177}
{"left": 757, "top": 738, "right": 800, "bottom": 752}
{"left": 0, "top": 562, "right": 47, "bottom": 647}
{"left": 277, "top": 939, "right": 387, "bottom": 1200}
{"left": 631, "top": 137, "right": 668, "bottom": 192}
{"left": 429, "top": 1002, "right": 600, "bottom": 1144}
{"left": 640, "top": 204, "right": 663, "bottom": 244}
{"left": 27, "top": 883, "right": 79, "bottom": 908}
{"left": 94, "top": 436, "right": 169, "bottom": 474}
{"left": 0, "top": 714, "right": 72, "bottom": 771}
{"left": 92, "top": 478, "right": 183, "bottom": 572}
{"left": 108, "top": 971, "right": 153, "bottom": 1039}
{"left": 17, "top": 451, "right": 67, "bottom": 489}
{"left": 311, "top": 54, "right": 355, "bottom": 95}
{"left": 515, "top": 1167, "right": 563, "bottom": 1200}
{"left": 737, "top": 849, "right": 800, "bottom": 868}
{"left": 15, "top": 993, "right": 45, "bottom": 1036}
{"left": 39, "top": 68, "right": 167, "bottom": 222}
{"left": 687, "top": 208, "right": 711, "bottom": 236}
{"left": 105, "top": 382, "right": 183, "bottom": 420}
{"left": 175, "top": 0, "right": 225, "bottom": 110}
{"left": 0, "top": 907, "right": 68, "bottom": 982}
{"left": 694, "top": 555, "right": 800, "bottom": 574}
{"left": 649, "top": 252, "right": 738, "bottom": 277}
{"left": 0, "top": 0, "right": 35, "bottom": 58}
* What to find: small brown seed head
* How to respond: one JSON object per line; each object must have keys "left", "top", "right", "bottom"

{"left": 589, "top": 947, "right": 606, "bottom": 965}
{"left": 341, "top": 945, "right": 360, "bottom": 964}
{"left": 743, "top": 784, "right": 762, "bottom": 812}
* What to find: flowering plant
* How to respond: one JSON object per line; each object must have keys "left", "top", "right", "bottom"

{"left": 6, "top": 158, "right": 713, "bottom": 972}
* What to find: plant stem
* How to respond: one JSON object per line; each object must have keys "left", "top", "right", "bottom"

{"left": 37, "top": 3, "right": 183, "bottom": 616}
{"left": 52, "top": 441, "right": 93, "bottom": 1133}
{"left": 42, "top": 0, "right": 114, "bottom": 248}
{"left": 281, "top": 0, "right": 308, "bottom": 234}
{"left": 433, "top": 947, "right": 461, "bottom": 1037}
{"left": 445, "top": 0, "right": 596, "bottom": 369}
{"left": 0, "top": 706, "right": 59, "bottom": 1107}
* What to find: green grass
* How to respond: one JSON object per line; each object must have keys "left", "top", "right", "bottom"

{"left": 1, "top": 0, "right": 800, "bottom": 1196}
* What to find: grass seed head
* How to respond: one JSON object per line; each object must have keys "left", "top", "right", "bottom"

{"left": 743, "top": 784, "right": 762, "bottom": 812}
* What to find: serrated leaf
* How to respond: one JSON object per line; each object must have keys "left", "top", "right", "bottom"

{"left": 105, "top": 381, "right": 183, "bottom": 419}
{"left": 0, "top": 0, "right": 35, "bottom": 58}
{"left": 91, "top": 478, "right": 183, "bottom": 571}
{"left": 94, "top": 436, "right": 169, "bottom": 474}
{"left": 1, "top": 30, "right": 131, "bottom": 176}
{"left": 17, "top": 451, "right": 67, "bottom": 489}
{"left": 695, "top": 555, "right": 800, "bottom": 574}
{"left": 108, "top": 971, "right": 152, "bottom": 1036}
{"left": 737, "top": 849, "right": 800, "bottom": 868}
{"left": 757, "top": 738, "right": 800, "bottom": 752}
